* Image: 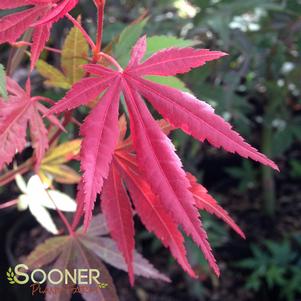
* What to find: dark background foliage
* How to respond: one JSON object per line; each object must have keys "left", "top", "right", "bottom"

{"left": 1, "top": 0, "right": 301, "bottom": 300}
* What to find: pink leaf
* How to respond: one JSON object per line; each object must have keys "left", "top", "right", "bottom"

{"left": 0, "top": 6, "right": 44, "bottom": 44}
{"left": 29, "top": 106, "right": 49, "bottom": 170}
{"left": 127, "top": 45, "right": 226, "bottom": 76}
{"left": 80, "top": 78, "right": 121, "bottom": 229}
{"left": 83, "top": 236, "right": 170, "bottom": 282}
{"left": 32, "top": 0, "right": 78, "bottom": 26}
{"left": 0, "top": 98, "right": 31, "bottom": 169}
{"left": 0, "top": 0, "right": 31, "bottom": 9}
{"left": 187, "top": 173, "right": 245, "bottom": 239}
{"left": 116, "top": 155, "right": 197, "bottom": 278}
{"left": 122, "top": 80, "right": 220, "bottom": 276}
{"left": 101, "top": 163, "right": 135, "bottom": 286}
{"left": 31, "top": 22, "right": 52, "bottom": 71}
{"left": 47, "top": 76, "right": 117, "bottom": 114}
{"left": 84, "top": 64, "right": 117, "bottom": 77}
{"left": 127, "top": 35, "right": 147, "bottom": 69}
{"left": 130, "top": 76, "right": 279, "bottom": 170}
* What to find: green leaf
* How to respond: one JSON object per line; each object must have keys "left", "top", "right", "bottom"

{"left": 145, "top": 75, "right": 191, "bottom": 92}
{"left": 114, "top": 18, "right": 148, "bottom": 67}
{"left": 36, "top": 60, "right": 71, "bottom": 90}
{"left": 61, "top": 25, "right": 89, "bottom": 84}
{"left": 0, "top": 64, "right": 8, "bottom": 100}
{"left": 146, "top": 35, "right": 197, "bottom": 58}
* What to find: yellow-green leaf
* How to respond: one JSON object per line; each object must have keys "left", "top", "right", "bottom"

{"left": 36, "top": 60, "right": 71, "bottom": 89}
{"left": 62, "top": 26, "right": 89, "bottom": 84}
{"left": 42, "top": 139, "right": 81, "bottom": 165}
{"left": 145, "top": 75, "right": 191, "bottom": 92}
{"left": 39, "top": 139, "right": 81, "bottom": 185}
{"left": 0, "top": 64, "right": 8, "bottom": 100}
{"left": 39, "top": 164, "right": 81, "bottom": 184}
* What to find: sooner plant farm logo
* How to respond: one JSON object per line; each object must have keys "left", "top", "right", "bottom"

{"left": 6, "top": 264, "right": 108, "bottom": 295}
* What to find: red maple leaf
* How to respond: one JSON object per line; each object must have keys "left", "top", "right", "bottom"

{"left": 0, "top": 0, "right": 78, "bottom": 69}
{"left": 0, "top": 77, "right": 62, "bottom": 170}
{"left": 73, "top": 116, "right": 246, "bottom": 284}
{"left": 48, "top": 35, "right": 278, "bottom": 277}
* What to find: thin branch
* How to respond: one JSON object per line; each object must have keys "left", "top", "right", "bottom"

{"left": 98, "top": 52, "right": 123, "bottom": 71}
{"left": 66, "top": 13, "right": 96, "bottom": 50}
{"left": 0, "top": 158, "right": 33, "bottom": 187}
{"left": 95, "top": 0, "right": 106, "bottom": 55}
{"left": 45, "top": 188, "right": 75, "bottom": 236}
{"left": 11, "top": 41, "right": 62, "bottom": 54}
{"left": 0, "top": 199, "right": 18, "bottom": 210}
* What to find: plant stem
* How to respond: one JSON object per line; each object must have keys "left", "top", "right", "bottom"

{"left": 49, "top": 111, "right": 73, "bottom": 147}
{"left": 45, "top": 189, "right": 75, "bottom": 236}
{"left": 0, "top": 199, "right": 18, "bottom": 210}
{"left": 98, "top": 52, "right": 123, "bottom": 71}
{"left": 66, "top": 13, "right": 96, "bottom": 50}
{"left": 11, "top": 42, "right": 62, "bottom": 54}
{"left": 0, "top": 159, "right": 33, "bottom": 187}
{"left": 95, "top": 0, "right": 105, "bottom": 54}
{"left": 7, "top": 30, "right": 32, "bottom": 76}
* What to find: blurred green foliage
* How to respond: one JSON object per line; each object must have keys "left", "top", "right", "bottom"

{"left": 237, "top": 237, "right": 301, "bottom": 301}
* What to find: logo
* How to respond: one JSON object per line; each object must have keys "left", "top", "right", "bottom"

{"left": 6, "top": 267, "right": 16, "bottom": 284}
{"left": 6, "top": 264, "right": 108, "bottom": 295}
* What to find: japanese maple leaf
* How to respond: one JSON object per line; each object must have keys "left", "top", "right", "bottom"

{"left": 24, "top": 213, "right": 168, "bottom": 301}
{"left": 73, "top": 117, "right": 246, "bottom": 283}
{"left": 0, "top": 77, "right": 62, "bottom": 170}
{"left": 48, "top": 35, "right": 278, "bottom": 277}
{"left": 0, "top": 0, "right": 78, "bottom": 69}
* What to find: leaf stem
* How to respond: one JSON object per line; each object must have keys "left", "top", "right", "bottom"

{"left": 0, "top": 159, "right": 33, "bottom": 187}
{"left": 11, "top": 42, "right": 62, "bottom": 54}
{"left": 49, "top": 111, "right": 73, "bottom": 147}
{"left": 0, "top": 199, "right": 18, "bottom": 210}
{"left": 45, "top": 188, "right": 75, "bottom": 236}
{"left": 66, "top": 13, "right": 96, "bottom": 50}
{"left": 94, "top": 0, "right": 105, "bottom": 56}
{"left": 98, "top": 52, "right": 123, "bottom": 71}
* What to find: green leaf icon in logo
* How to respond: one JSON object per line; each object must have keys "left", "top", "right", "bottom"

{"left": 6, "top": 267, "right": 16, "bottom": 285}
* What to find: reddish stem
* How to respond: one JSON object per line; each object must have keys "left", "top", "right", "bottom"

{"left": 49, "top": 111, "right": 73, "bottom": 147}
{"left": 0, "top": 159, "right": 33, "bottom": 187}
{"left": 66, "top": 13, "right": 96, "bottom": 50}
{"left": 11, "top": 42, "right": 62, "bottom": 54}
{"left": 45, "top": 189, "right": 75, "bottom": 236}
{"left": 98, "top": 52, "right": 123, "bottom": 71}
{"left": 94, "top": 0, "right": 106, "bottom": 57}
{"left": 0, "top": 199, "right": 18, "bottom": 210}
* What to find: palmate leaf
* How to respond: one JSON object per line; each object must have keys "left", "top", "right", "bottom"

{"left": 187, "top": 173, "right": 245, "bottom": 239}
{"left": 81, "top": 236, "right": 170, "bottom": 283}
{"left": 61, "top": 22, "right": 89, "bottom": 84}
{"left": 39, "top": 139, "right": 81, "bottom": 185}
{"left": 122, "top": 84, "right": 219, "bottom": 275}
{"left": 72, "top": 117, "right": 245, "bottom": 281}
{"left": 0, "top": 0, "right": 78, "bottom": 69}
{"left": 25, "top": 235, "right": 119, "bottom": 301}
{"left": 115, "top": 153, "right": 197, "bottom": 278}
{"left": 77, "top": 213, "right": 170, "bottom": 283}
{"left": 101, "top": 163, "right": 135, "bottom": 285}
{"left": 36, "top": 60, "right": 71, "bottom": 90}
{"left": 0, "top": 77, "right": 62, "bottom": 171}
{"left": 49, "top": 35, "right": 278, "bottom": 277}
{"left": 37, "top": 23, "right": 89, "bottom": 89}
{"left": 24, "top": 213, "right": 168, "bottom": 301}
